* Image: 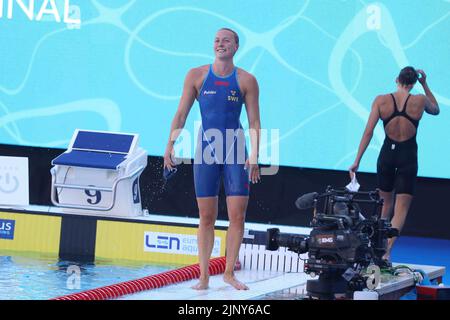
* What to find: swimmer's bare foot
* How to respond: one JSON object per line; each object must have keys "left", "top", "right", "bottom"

{"left": 192, "top": 276, "right": 209, "bottom": 290}
{"left": 223, "top": 273, "right": 249, "bottom": 290}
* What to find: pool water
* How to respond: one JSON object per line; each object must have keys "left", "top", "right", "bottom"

{"left": 393, "top": 236, "right": 450, "bottom": 284}
{"left": 1, "top": 236, "right": 448, "bottom": 300}
{"left": 0, "top": 254, "right": 178, "bottom": 300}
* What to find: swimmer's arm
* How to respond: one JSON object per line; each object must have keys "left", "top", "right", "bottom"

{"left": 417, "top": 69, "right": 439, "bottom": 115}
{"left": 165, "top": 70, "right": 197, "bottom": 150}
{"left": 351, "top": 97, "right": 380, "bottom": 170}
{"left": 422, "top": 84, "right": 440, "bottom": 116}
{"left": 243, "top": 74, "right": 261, "bottom": 162}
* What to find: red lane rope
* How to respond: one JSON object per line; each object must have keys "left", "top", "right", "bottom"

{"left": 52, "top": 257, "right": 241, "bottom": 300}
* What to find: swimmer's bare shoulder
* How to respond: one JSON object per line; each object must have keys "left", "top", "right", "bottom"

{"left": 186, "top": 65, "right": 210, "bottom": 93}
{"left": 411, "top": 93, "right": 427, "bottom": 108}
{"left": 375, "top": 94, "right": 391, "bottom": 104}
{"left": 373, "top": 94, "right": 392, "bottom": 110}
{"left": 236, "top": 68, "right": 258, "bottom": 96}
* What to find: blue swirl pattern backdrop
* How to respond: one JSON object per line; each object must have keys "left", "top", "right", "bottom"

{"left": 0, "top": 0, "right": 449, "bottom": 178}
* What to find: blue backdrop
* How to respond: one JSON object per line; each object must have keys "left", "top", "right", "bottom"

{"left": 1, "top": 0, "right": 449, "bottom": 178}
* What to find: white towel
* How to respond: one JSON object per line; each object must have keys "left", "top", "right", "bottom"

{"left": 346, "top": 172, "right": 360, "bottom": 192}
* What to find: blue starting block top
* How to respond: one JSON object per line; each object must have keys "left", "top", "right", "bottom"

{"left": 53, "top": 150, "right": 126, "bottom": 170}
{"left": 52, "top": 130, "right": 138, "bottom": 170}
{"left": 73, "top": 131, "right": 135, "bottom": 153}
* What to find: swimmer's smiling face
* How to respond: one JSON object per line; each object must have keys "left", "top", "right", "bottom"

{"left": 214, "top": 29, "right": 238, "bottom": 59}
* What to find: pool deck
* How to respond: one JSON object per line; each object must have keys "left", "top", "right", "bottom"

{"left": 119, "top": 263, "right": 444, "bottom": 300}
{"left": 1, "top": 205, "right": 446, "bottom": 300}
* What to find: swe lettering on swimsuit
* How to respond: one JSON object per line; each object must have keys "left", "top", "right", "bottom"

{"left": 228, "top": 90, "right": 239, "bottom": 102}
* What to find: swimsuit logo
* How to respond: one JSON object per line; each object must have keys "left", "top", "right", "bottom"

{"left": 203, "top": 90, "right": 217, "bottom": 95}
{"left": 214, "top": 81, "right": 229, "bottom": 86}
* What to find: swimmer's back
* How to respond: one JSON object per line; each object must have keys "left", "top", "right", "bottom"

{"left": 376, "top": 93, "right": 427, "bottom": 142}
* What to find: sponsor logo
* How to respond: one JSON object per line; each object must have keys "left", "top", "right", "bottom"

{"left": 144, "top": 232, "right": 221, "bottom": 256}
{"left": 214, "top": 81, "right": 229, "bottom": 87}
{"left": 317, "top": 235, "right": 335, "bottom": 246}
{"left": 203, "top": 90, "right": 216, "bottom": 95}
{"left": 0, "top": 219, "right": 15, "bottom": 240}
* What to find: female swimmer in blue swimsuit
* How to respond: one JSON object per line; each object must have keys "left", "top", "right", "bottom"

{"left": 164, "top": 28, "right": 261, "bottom": 290}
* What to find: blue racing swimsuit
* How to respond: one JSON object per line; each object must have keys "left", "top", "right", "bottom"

{"left": 194, "top": 65, "right": 250, "bottom": 198}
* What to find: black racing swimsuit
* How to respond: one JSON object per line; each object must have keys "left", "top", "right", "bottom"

{"left": 377, "top": 94, "right": 420, "bottom": 195}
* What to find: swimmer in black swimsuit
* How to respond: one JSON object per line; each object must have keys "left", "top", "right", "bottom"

{"left": 349, "top": 67, "right": 439, "bottom": 261}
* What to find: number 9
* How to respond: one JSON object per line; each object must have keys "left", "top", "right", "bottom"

{"left": 85, "top": 188, "right": 101, "bottom": 205}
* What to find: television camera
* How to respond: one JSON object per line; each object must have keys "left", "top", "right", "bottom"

{"left": 266, "top": 187, "right": 399, "bottom": 299}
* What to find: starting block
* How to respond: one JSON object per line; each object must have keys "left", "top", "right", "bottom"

{"left": 50, "top": 129, "right": 147, "bottom": 217}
